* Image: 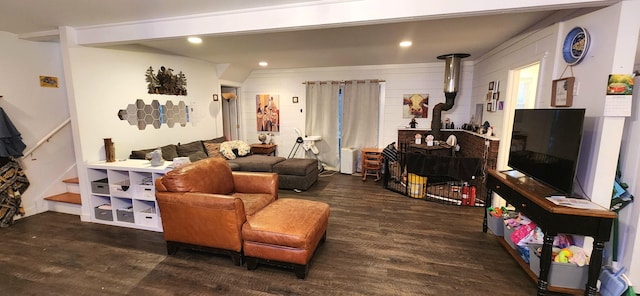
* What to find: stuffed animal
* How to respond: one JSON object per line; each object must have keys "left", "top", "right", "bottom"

{"left": 568, "top": 245, "right": 589, "bottom": 266}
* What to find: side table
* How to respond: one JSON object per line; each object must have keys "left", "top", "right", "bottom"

{"left": 251, "top": 144, "right": 277, "bottom": 156}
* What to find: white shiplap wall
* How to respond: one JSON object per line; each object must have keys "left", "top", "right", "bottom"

{"left": 239, "top": 62, "right": 474, "bottom": 159}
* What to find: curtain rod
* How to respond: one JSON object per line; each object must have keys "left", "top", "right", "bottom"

{"left": 302, "top": 79, "right": 385, "bottom": 84}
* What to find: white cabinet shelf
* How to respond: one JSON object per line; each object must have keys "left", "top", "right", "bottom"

{"left": 85, "top": 159, "right": 172, "bottom": 232}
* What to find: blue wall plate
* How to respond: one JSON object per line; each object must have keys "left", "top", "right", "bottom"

{"left": 563, "top": 27, "right": 590, "bottom": 65}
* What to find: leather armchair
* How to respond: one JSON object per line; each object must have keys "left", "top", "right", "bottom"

{"left": 155, "top": 157, "right": 278, "bottom": 265}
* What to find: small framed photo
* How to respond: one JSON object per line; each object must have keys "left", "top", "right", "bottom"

{"left": 39, "top": 76, "right": 59, "bottom": 88}
{"left": 213, "top": 94, "right": 219, "bottom": 101}
{"left": 487, "top": 102, "right": 493, "bottom": 111}
{"left": 292, "top": 96, "right": 299, "bottom": 103}
{"left": 488, "top": 81, "right": 495, "bottom": 91}
{"left": 492, "top": 91, "right": 500, "bottom": 101}
{"left": 551, "top": 77, "right": 575, "bottom": 107}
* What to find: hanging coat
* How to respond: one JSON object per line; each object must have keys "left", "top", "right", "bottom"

{"left": 0, "top": 107, "right": 26, "bottom": 157}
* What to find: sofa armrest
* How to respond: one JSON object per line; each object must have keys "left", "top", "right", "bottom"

{"left": 155, "top": 191, "right": 246, "bottom": 252}
{"left": 232, "top": 172, "right": 278, "bottom": 199}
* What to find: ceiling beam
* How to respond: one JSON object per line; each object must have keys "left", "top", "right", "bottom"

{"left": 73, "top": 0, "right": 618, "bottom": 46}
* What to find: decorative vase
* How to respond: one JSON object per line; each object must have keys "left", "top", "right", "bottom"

{"left": 104, "top": 138, "right": 115, "bottom": 162}
{"left": 258, "top": 133, "right": 267, "bottom": 144}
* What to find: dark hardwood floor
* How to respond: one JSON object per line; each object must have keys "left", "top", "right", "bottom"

{"left": 1, "top": 173, "right": 564, "bottom": 295}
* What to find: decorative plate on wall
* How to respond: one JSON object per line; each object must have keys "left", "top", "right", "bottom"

{"left": 563, "top": 27, "right": 590, "bottom": 65}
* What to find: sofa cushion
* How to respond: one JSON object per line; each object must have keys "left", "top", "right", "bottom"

{"left": 159, "top": 158, "right": 234, "bottom": 194}
{"left": 231, "top": 192, "right": 276, "bottom": 216}
{"left": 177, "top": 140, "right": 206, "bottom": 157}
{"left": 130, "top": 144, "right": 178, "bottom": 161}
{"left": 204, "top": 142, "right": 224, "bottom": 158}
{"left": 227, "top": 155, "right": 285, "bottom": 172}
{"left": 203, "top": 136, "right": 226, "bottom": 144}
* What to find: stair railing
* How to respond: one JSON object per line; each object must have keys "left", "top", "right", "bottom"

{"left": 21, "top": 118, "right": 71, "bottom": 160}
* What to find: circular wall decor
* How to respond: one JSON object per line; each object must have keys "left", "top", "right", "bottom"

{"left": 563, "top": 27, "right": 590, "bottom": 65}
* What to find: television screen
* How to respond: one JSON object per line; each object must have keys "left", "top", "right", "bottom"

{"left": 508, "top": 108, "right": 586, "bottom": 195}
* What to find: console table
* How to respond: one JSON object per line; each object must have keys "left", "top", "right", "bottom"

{"left": 484, "top": 169, "right": 616, "bottom": 296}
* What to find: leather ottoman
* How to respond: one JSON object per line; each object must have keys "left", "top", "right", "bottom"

{"left": 242, "top": 198, "right": 329, "bottom": 279}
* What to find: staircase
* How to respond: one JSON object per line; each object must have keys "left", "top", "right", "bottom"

{"left": 44, "top": 177, "right": 82, "bottom": 215}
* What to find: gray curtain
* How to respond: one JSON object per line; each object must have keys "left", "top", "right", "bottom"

{"left": 342, "top": 80, "right": 380, "bottom": 171}
{"left": 305, "top": 82, "right": 340, "bottom": 169}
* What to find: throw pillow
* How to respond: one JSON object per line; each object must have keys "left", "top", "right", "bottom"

{"left": 160, "top": 144, "right": 179, "bottom": 160}
{"left": 129, "top": 144, "right": 178, "bottom": 161}
{"left": 204, "top": 142, "right": 224, "bottom": 158}
{"left": 219, "top": 140, "right": 251, "bottom": 160}
{"left": 177, "top": 141, "right": 205, "bottom": 157}
{"left": 219, "top": 141, "right": 237, "bottom": 159}
{"left": 188, "top": 151, "right": 208, "bottom": 162}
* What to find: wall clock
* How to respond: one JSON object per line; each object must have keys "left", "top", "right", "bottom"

{"left": 563, "top": 27, "right": 590, "bottom": 65}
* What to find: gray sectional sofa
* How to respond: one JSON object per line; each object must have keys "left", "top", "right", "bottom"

{"left": 129, "top": 137, "right": 318, "bottom": 190}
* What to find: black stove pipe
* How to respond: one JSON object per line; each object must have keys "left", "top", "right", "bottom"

{"left": 431, "top": 53, "right": 469, "bottom": 140}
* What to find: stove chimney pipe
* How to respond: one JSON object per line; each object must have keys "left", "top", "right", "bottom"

{"left": 431, "top": 53, "right": 469, "bottom": 140}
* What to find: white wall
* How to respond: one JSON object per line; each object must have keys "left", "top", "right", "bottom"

{"left": 65, "top": 46, "right": 221, "bottom": 161}
{"left": 620, "top": 73, "right": 640, "bottom": 289}
{"left": 60, "top": 28, "right": 222, "bottom": 221}
{"left": 0, "top": 31, "right": 76, "bottom": 217}
{"left": 240, "top": 62, "right": 473, "bottom": 160}
{"left": 473, "top": 2, "right": 640, "bottom": 284}
{"left": 471, "top": 24, "right": 558, "bottom": 171}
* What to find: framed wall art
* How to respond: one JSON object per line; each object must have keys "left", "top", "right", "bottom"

{"left": 39, "top": 76, "right": 58, "bottom": 88}
{"left": 551, "top": 77, "right": 575, "bottom": 107}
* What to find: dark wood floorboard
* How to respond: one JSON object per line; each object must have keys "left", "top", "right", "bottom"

{"left": 0, "top": 173, "right": 572, "bottom": 295}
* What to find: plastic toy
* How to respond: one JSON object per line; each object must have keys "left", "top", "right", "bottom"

{"left": 489, "top": 206, "right": 507, "bottom": 218}
{"left": 554, "top": 248, "right": 572, "bottom": 263}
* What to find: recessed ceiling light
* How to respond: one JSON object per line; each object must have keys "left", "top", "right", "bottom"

{"left": 188, "top": 37, "right": 202, "bottom": 44}
{"left": 259, "top": 61, "right": 268, "bottom": 67}
{"left": 399, "top": 41, "right": 412, "bottom": 47}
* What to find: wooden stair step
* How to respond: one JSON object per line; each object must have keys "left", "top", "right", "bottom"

{"left": 44, "top": 192, "right": 81, "bottom": 205}
{"left": 62, "top": 177, "right": 79, "bottom": 184}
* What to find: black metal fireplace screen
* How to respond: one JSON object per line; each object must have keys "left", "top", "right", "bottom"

{"left": 382, "top": 150, "right": 484, "bottom": 206}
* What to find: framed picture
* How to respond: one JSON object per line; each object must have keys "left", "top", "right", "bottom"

{"left": 551, "top": 77, "right": 575, "bottom": 107}
{"left": 212, "top": 94, "right": 219, "bottom": 101}
{"left": 292, "top": 96, "right": 299, "bottom": 103}
{"left": 492, "top": 92, "right": 500, "bottom": 101}
{"left": 488, "top": 81, "right": 495, "bottom": 91}
{"left": 487, "top": 102, "right": 492, "bottom": 111}
{"left": 39, "top": 76, "right": 58, "bottom": 88}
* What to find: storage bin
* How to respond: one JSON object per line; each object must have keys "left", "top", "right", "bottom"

{"left": 135, "top": 211, "right": 158, "bottom": 228}
{"left": 91, "top": 178, "right": 109, "bottom": 195}
{"left": 94, "top": 204, "right": 113, "bottom": 221}
{"left": 407, "top": 173, "right": 427, "bottom": 198}
{"left": 528, "top": 245, "right": 588, "bottom": 289}
{"left": 486, "top": 208, "right": 504, "bottom": 236}
{"left": 110, "top": 180, "right": 131, "bottom": 198}
{"left": 116, "top": 207, "right": 134, "bottom": 223}
{"left": 137, "top": 185, "right": 155, "bottom": 200}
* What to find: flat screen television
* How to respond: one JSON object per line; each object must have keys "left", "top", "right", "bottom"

{"left": 508, "top": 108, "right": 586, "bottom": 195}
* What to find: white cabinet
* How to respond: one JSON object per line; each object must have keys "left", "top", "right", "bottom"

{"left": 85, "top": 159, "right": 172, "bottom": 232}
